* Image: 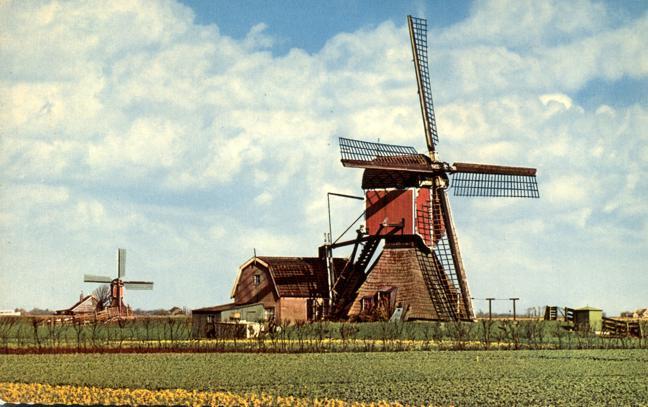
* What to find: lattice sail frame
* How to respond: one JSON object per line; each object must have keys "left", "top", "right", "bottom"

{"left": 416, "top": 188, "right": 470, "bottom": 320}
{"left": 452, "top": 172, "right": 540, "bottom": 198}
{"left": 339, "top": 137, "right": 430, "bottom": 171}
{"left": 409, "top": 16, "right": 439, "bottom": 152}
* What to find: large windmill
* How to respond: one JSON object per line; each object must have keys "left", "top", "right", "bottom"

{"left": 84, "top": 249, "right": 154, "bottom": 316}
{"left": 327, "top": 16, "right": 539, "bottom": 321}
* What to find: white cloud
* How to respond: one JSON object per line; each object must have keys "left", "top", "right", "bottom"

{"left": 545, "top": 175, "right": 592, "bottom": 205}
{"left": 243, "top": 23, "right": 274, "bottom": 50}
{"left": 429, "top": 6, "right": 648, "bottom": 98}
{"left": 560, "top": 207, "right": 593, "bottom": 228}
{"left": 0, "top": 0, "right": 646, "bottom": 314}
{"left": 441, "top": 0, "right": 609, "bottom": 47}
{"left": 595, "top": 105, "right": 615, "bottom": 116}
{"left": 254, "top": 191, "right": 273, "bottom": 206}
{"left": 539, "top": 93, "right": 573, "bottom": 110}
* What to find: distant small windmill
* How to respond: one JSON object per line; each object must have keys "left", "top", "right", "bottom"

{"left": 84, "top": 249, "right": 154, "bottom": 316}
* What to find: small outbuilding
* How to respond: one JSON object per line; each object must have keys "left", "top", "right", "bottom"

{"left": 192, "top": 302, "right": 265, "bottom": 338}
{"left": 573, "top": 306, "right": 603, "bottom": 331}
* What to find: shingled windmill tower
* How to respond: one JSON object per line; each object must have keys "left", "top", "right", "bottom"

{"left": 328, "top": 16, "right": 539, "bottom": 321}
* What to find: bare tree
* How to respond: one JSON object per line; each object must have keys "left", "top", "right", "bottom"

{"left": 93, "top": 284, "right": 112, "bottom": 310}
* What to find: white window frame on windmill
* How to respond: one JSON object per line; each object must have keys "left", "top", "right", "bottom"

{"left": 253, "top": 274, "right": 261, "bottom": 286}
{"left": 411, "top": 192, "right": 416, "bottom": 235}
{"left": 415, "top": 188, "right": 430, "bottom": 242}
{"left": 360, "top": 296, "right": 374, "bottom": 312}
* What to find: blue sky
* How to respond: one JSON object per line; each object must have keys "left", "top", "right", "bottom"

{"left": 1, "top": 0, "right": 646, "bottom": 316}
{"left": 181, "top": 0, "right": 471, "bottom": 54}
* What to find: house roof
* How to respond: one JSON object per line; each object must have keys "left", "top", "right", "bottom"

{"left": 574, "top": 306, "right": 602, "bottom": 311}
{"left": 194, "top": 302, "right": 248, "bottom": 314}
{"left": 232, "top": 256, "right": 348, "bottom": 299}
{"left": 56, "top": 295, "right": 98, "bottom": 314}
{"left": 192, "top": 302, "right": 267, "bottom": 315}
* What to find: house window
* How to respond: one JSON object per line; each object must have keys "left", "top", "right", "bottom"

{"left": 254, "top": 274, "right": 261, "bottom": 285}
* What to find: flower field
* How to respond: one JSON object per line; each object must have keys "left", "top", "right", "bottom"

{"left": 0, "top": 382, "right": 398, "bottom": 406}
{"left": 1, "top": 349, "right": 647, "bottom": 405}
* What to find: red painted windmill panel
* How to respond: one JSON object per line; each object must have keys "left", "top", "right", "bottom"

{"left": 365, "top": 190, "right": 414, "bottom": 236}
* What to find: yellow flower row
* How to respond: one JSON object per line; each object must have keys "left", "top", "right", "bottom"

{"left": 0, "top": 382, "right": 404, "bottom": 406}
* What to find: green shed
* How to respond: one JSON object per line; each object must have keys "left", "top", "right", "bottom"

{"left": 573, "top": 306, "right": 603, "bottom": 332}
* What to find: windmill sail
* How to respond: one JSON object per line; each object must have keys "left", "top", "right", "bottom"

{"left": 84, "top": 274, "right": 113, "bottom": 283}
{"left": 437, "top": 187, "right": 474, "bottom": 319}
{"left": 451, "top": 163, "right": 539, "bottom": 198}
{"left": 408, "top": 15, "right": 438, "bottom": 153}
{"left": 117, "top": 248, "right": 126, "bottom": 278}
{"left": 453, "top": 162, "right": 537, "bottom": 176}
{"left": 124, "top": 281, "right": 154, "bottom": 290}
{"left": 417, "top": 188, "right": 473, "bottom": 320}
{"left": 339, "top": 137, "right": 431, "bottom": 172}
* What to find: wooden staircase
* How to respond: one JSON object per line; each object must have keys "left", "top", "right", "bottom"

{"left": 544, "top": 306, "right": 558, "bottom": 320}
{"left": 330, "top": 233, "right": 382, "bottom": 318}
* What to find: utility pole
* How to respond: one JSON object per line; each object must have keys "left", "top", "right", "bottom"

{"left": 510, "top": 297, "right": 519, "bottom": 321}
{"left": 486, "top": 297, "right": 495, "bottom": 320}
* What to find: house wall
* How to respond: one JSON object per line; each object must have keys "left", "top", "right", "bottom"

{"left": 347, "top": 245, "right": 439, "bottom": 320}
{"left": 278, "top": 297, "right": 309, "bottom": 323}
{"left": 221, "top": 303, "right": 267, "bottom": 322}
{"left": 230, "top": 260, "right": 330, "bottom": 324}
{"left": 234, "top": 264, "right": 278, "bottom": 310}
{"left": 574, "top": 310, "right": 603, "bottom": 331}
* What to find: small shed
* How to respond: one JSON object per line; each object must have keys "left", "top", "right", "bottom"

{"left": 192, "top": 302, "right": 265, "bottom": 338}
{"left": 573, "top": 306, "right": 603, "bottom": 331}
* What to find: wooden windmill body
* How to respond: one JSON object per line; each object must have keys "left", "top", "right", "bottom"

{"left": 327, "top": 16, "right": 540, "bottom": 321}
